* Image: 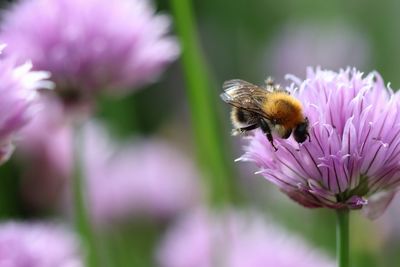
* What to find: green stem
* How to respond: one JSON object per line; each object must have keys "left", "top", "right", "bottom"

{"left": 73, "top": 122, "right": 98, "bottom": 267}
{"left": 336, "top": 209, "right": 350, "bottom": 267}
{"left": 170, "top": 0, "right": 237, "bottom": 205}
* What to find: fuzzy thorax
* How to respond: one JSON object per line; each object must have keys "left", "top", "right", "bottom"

{"left": 263, "top": 92, "right": 304, "bottom": 129}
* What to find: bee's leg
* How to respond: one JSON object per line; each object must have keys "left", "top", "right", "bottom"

{"left": 232, "top": 124, "right": 258, "bottom": 136}
{"left": 259, "top": 119, "right": 278, "bottom": 151}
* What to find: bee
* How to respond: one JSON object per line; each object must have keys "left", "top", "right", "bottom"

{"left": 220, "top": 78, "right": 309, "bottom": 151}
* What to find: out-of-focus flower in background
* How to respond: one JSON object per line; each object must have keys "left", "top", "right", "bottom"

{"left": 0, "top": 222, "right": 83, "bottom": 267}
{"left": 0, "top": 0, "right": 179, "bottom": 108}
{"left": 157, "top": 208, "right": 334, "bottom": 267}
{"left": 82, "top": 122, "right": 201, "bottom": 226}
{"left": 265, "top": 22, "right": 371, "bottom": 82}
{"left": 16, "top": 97, "right": 201, "bottom": 224}
{"left": 0, "top": 46, "right": 51, "bottom": 165}
{"left": 240, "top": 68, "right": 400, "bottom": 218}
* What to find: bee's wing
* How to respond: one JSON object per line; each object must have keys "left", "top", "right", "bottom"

{"left": 221, "top": 79, "right": 271, "bottom": 119}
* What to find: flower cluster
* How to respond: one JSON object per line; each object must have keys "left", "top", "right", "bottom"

{"left": 1, "top": 0, "right": 179, "bottom": 105}
{"left": 82, "top": 122, "right": 201, "bottom": 225}
{"left": 0, "top": 222, "right": 82, "bottom": 267}
{"left": 240, "top": 68, "right": 400, "bottom": 218}
{"left": 17, "top": 99, "right": 201, "bottom": 224}
{"left": 157, "top": 209, "right": 334, "bottom": 267}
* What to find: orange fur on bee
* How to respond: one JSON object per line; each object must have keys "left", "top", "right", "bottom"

{"left": 262, "top": 91, "right": 305, "bottom": 128}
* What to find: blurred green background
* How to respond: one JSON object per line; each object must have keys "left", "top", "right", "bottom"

{"left": 0, "top": 0, "right": 399, "bottom": 266}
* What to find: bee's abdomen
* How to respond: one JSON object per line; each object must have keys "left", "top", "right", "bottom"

{"left": 236, "top": 108, "right": 247, "bottom": 123}
{"left": 231, "top": 107, "right": 257, "bottom": 128}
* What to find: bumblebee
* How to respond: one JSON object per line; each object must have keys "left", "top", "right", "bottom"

{"left": 220, "top": 78, "right": 309, "bottom": 151}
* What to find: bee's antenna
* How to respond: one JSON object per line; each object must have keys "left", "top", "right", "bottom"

{"left": 307, "top": 132, "right": 311, "bottom": 142}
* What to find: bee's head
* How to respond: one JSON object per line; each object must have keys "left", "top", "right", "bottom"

{"left": 294, "top": 117, "right": 310, "bottom": 143}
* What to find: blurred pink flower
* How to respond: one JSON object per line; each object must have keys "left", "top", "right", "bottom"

{"left": 157, "top": 208, "right": 334, "bottom": 267}
{"left": 82, "top": 122, "right": 201, "bottom": 225}
{"left": 0, "top": 46, "right": 51, "bottom": 164}
{"left": 240, "top": 68, "right": 400, "bottom": 218}
{"left": 265, "top": 22, "right": 370, "bottom": 82}
{"left": 0, "top": 222, "right": 83, "bottom": 267}
{"left": 0, "top": 0, "right": 179, "bottom": 106}
{"left": 17, "top": 97, "right": 201, "bottom": 223}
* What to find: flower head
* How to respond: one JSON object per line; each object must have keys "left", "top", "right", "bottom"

{"left": 0, "top": 222, "right": 83, "bottom": 267}
{"left": 0, "top": 0, "right": 179, "bottom": 105}
{"left": 157, "top": 208, "right": 334, "bottom": 267}
{"left": 0, "top": 46, "right": 50, "bottom": 164}
{"left": 16, "top": 103, "right": 201, "bottom": 223}
{"left": 83, "top": 123, "right": 201, "bottom": 225}
{"left": 240, "top": 68, "right": 400, "bottom": 218}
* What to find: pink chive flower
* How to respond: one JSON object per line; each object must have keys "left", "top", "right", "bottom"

{"left": 17, "top": 104, "right": 201, "bottom": 223}
{"left": 157, "top": 209, "right": 334, "bottom": 267}
{"left": 0, "top": 0, "right": 179, "bottom": 105}
{"left": 239, "top": 68, "right": 400, "bottom": 218}
{"left": 83, "top": 123, "right": 201, "bottom": 225}
{"left": 0, "top": 46, "right": 51, "bottom": 164}
{"left": 0, "top": 222, "right": 83, "bottom": 267}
